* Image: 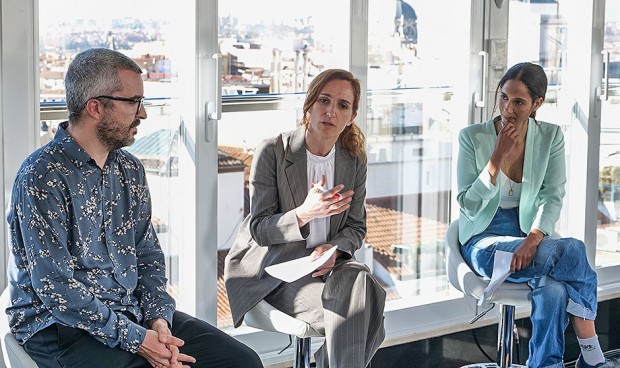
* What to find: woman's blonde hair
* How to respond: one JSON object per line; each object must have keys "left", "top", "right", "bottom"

{"left": 300, "top": 68, "right": 366, "bottom": 158}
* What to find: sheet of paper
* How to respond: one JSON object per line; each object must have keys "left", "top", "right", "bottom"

{"left": 265, "top": 245, "right": 339, "bottom": 283}
{"left": 478, "top": 250, "right": 513, "bottom": 306}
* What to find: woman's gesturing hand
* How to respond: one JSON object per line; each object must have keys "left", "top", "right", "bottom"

{"left": 295, "top": 175, "right": 353, "bottom": 227}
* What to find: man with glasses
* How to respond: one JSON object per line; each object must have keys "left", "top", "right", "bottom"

{"left": 6, "top": 48, "right": 263, "bottom": 368}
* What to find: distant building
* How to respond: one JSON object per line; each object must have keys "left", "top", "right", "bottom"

{"left": 127, "top": 130, "right": 247, "bottom": 250}
{"left": 395, "top": 0, "right": 418, "bottom": 50}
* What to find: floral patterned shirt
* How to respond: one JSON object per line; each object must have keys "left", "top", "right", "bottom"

{"left": 6, "top": 122, "right": 175, "bottom": 353}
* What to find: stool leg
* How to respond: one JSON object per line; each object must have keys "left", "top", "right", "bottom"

{"left": 497, "top": 304, "right": 515, "bottom": 368}
{"left": 293, "top": 337, "right": 312, "bottom": 368}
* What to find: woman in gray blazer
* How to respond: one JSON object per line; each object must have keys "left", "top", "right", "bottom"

{"left": 225, "top": 69, "right": 386, "bottom": 367}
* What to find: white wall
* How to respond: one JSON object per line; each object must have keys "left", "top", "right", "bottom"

{"left": 217, "top": 171, "right": 244, "bottom": 250}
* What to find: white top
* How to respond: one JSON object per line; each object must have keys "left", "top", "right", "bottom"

{"left": 499, "top": 170, "right": 522, "bottom": 209}
{"left": 305, "top": 146, "right": 336, "bottom": 249}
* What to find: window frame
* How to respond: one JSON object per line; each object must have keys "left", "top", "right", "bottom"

{"left": 5, "top": 1, "right": 620, "bottom": 366}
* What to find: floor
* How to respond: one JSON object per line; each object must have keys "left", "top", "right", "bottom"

{"left": 369, "top": 298, "right": 620, "bottom": 368}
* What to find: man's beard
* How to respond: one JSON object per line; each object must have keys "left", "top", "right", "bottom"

{"left": 96, "top": 114, "right": 139, "bottom": 151}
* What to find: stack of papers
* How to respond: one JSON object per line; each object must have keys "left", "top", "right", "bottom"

{"left": 265, "top": 246, "right": 339, "bottom": 283}
{"left": 478, "top": 250, "right": 513, "bottom": 306}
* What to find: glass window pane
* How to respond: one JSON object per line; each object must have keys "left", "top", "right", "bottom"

{"left": 39, "top": 0, "right": 195, "bottom": 305}
{"left": 508, "top": 0, "right": 569, "bottom": 122}
{"left": 366, "top": 0, "right": 471, "bottom": 305}
{"left": 597, "top": 0, "right": 620, "bottom": 267}
{"left": 508, "top": 0, "right": 620, "bottom": 269}
{"left": 507, "top": 0, "right": 573, "bottom": 233}
{"left": 216, "top": 0, "right": 350, "bottom": 329}
{"left": 218, "top": 0, "right": 350, "bottom": 97}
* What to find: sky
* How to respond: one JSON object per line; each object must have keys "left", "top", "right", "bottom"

{"left": 39, "top": 0, "right": 350, "bottom": 24}
{"left": 39, "top": 0, "right": 170, "bottom": 22}
{"left": 39, "top": 0, "right": 620, "bottom": 28}
{"left": 608, "top": 1, "right": 620, "bottom": 22}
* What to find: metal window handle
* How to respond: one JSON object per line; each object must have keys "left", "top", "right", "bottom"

{"left": 205, "top": 54, "right": 222, "bottom": 142}
{"left": 475, "top": 51, "right": 488, "bottom": 108}
{"left": 599, "top": 50, "right": 610, "bottom": 102}
{"left": 208, "top": 53, "right": 222, "bottom": 120}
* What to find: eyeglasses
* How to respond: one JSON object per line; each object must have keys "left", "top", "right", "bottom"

{"left": 93, "top": 95, "right": 144, "bottom": 115}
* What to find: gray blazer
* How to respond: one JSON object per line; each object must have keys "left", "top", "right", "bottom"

{"left": 224, "top": 126, "right": 367, "bottom": 327}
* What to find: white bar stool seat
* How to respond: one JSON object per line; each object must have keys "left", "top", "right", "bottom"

{"left": 445, "top": 219, "right": 529, "bottom": 368}
{"left": 244, "top": 299, "right": 323, "bottom": 368}
{"left": 0, "top": 288, "right": 38, "bottom": 368}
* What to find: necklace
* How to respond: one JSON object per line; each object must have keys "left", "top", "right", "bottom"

{"left": 508, "top": 178, "right": 515, "bottom": 196}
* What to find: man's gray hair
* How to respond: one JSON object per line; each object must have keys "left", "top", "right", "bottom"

{"left": 65, "top": 48, "right": 142, "bottom": 123}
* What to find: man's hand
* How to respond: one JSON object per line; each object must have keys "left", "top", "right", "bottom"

{"left": 150, "top": 319, "right": 180, "bottom": 366}
{"left": 137, "top": 329, "right": 175, "bottom": 367}
{"left": 139, "top": 319, "right": 196, "bottom": 367}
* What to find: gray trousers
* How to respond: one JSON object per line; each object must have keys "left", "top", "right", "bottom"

{"left": 265, "top": 259, "right": 386, "bottom": 368}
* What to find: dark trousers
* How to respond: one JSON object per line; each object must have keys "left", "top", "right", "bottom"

{"left": 23, "top": 311, "right": 263, "bottom": 368}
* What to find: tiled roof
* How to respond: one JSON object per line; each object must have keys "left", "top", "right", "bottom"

{"left": 365, "top": 204, "right": 449, "bottom": 279}
{"left": 218, "top": 145, "right": 254, "bottom": 179}
{"left": 126, "top": 128, "right": 177, "bottom": 170}
{"left": 217, "top": 250, "right": 234, "bottom": 328}
{"left": 128, "top": 133, "right": 249, "bottom": 173}
{"left": 218, "top": 149, "right": 245, "bottom": 172}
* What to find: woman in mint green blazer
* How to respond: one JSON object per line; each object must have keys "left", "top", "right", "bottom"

{"left": 457, "top": 62, "right": 608, "bottom": 368}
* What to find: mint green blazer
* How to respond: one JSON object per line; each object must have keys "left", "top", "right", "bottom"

{"left": 456, "top": 117, "right": 566, "bottom": 244}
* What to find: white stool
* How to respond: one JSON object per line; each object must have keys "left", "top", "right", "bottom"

{"left": 445, "top": 219, "right": 529, "bottom": 368}
{"left": 0, "top": 288, "right": 38, "bottom": 368}
{"left": 244, "top": 300, "right": 323, "bottom": 368}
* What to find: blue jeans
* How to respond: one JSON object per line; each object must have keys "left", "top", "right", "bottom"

{"left": 461, "top": 208, "right": 598, "bottom": 368}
